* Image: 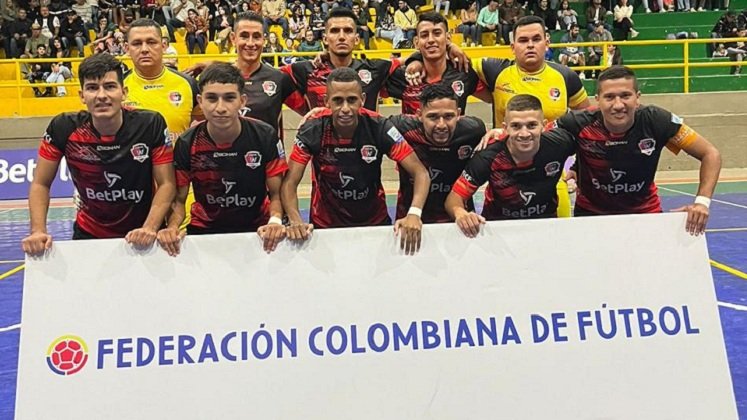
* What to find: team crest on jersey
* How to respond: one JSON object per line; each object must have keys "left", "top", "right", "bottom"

{"left": 168, "top": 91, "right": 182, "bottom": 106}
{"left": 130, "top": 143, "right": 149, "bottom": 163}
{"left": 244, "top": 151, "right": 262, "bottom": 169}
{"left": 549, "top": 88, "right": 561, "bottom": 101}
{"left": 360, "top": 145, "right": 378, "bottom": 163}
{"left": 358, "top": 70, "right": 372, "bottom": 85}
{"left": 457, "top": 145, "right": 473, "bottom": 160}
{"left": 262, "top": 81, "right": 277, "bottom": 96}
{"left": 451, "top": 81, "right": 465, "bottom": 97}
{"left": 544, "top": 161, "right": 561, "bottom": 176}
{"left": 638, "top": 138, "right": 656, "bottom": 156}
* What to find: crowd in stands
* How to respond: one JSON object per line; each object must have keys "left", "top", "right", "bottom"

{"left": 710, "top": 9, "right": 747, "bottom": 74}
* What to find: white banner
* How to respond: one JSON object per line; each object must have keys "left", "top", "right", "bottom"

{"left": 17, "top": 213, "right": 737, "bottom": 419}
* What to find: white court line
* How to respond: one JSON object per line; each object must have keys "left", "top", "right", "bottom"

{"left": 0, "top": 323, "right": 20, "bottom": 333}
{"left": 658, "top": 186, "right": 747, "bottom": 210}
{"left": 718, "top": 302, "right": 747, "bottom": 311}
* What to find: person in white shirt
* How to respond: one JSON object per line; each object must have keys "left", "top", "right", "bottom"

{"left": 613, "top": 0, "right": 638, "bottom": 39}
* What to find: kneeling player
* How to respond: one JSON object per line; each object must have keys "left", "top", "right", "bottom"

{"left": 22, "top": 54, "right": 176, "bottom": 255}
{"left": 157, "top": 63, "right": 288, "bottom": 255}
{"left": 445, "top": 94, "right": 576, "bottom": 237}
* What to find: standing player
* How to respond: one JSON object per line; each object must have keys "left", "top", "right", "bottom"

{"left": 280, "top": 68, "right": 431, "bottom": 254}
{"left": 387, "top": 12, "right": 487, "bottom": 116}
{"left": 390, "top": 83, "right": 486, "bottom": 223}
{"left": 558, "top": 66, "right": 721, "bottom": 235}
{"left": 156, "top": 63, "right": 287, "bottom": 256}
{"left": 22, "top": 54, "right": 176, "bottom": 254}
{"left": 445, "top": 94, "right": 576, "bottom": 237}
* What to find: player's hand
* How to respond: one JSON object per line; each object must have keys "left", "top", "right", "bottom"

{"left": 405, "top": 59, "right": 425, "bottom": 86}
{"left": 184, "top": 61, "right": 207, "bottom": 77}
{"left": 564, "top": 169, "right": 578, "bottom": 194}
{"left": 476, "top": 128, "right": 504, "bottom": 151}
{"left": 394, "top": 214, "right": 422, "bottom": 255}
{"left": 447, "top": 43, "right": 470, "bottom": 73}
{"left": 257, "top": 223, "right": 286, "bottom": 253}
{"left": 455, "top": 211, "right": 485, "bottom": 238}
{"left": 125, "top": 227, "right": 158, "bottom": 248}
{"left": 21, "top": 231, "right": 53, "bottom": 255}
{"left": 286, "top": 221, "right": 313, "bottom": 241}
{"left": 157, "top": 227, "right": 186, "bottom": 257}
{"left": 671, "top": 203, "right": 709, "bottom": 236}
{"left": 299, "top": 107, "right": 326, "bottom": 127}
{"left": 311, "top": 51, "right": 330, "bottom": 68}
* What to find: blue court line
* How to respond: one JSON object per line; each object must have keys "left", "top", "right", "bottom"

{"left": 0, "top": 265, "right": 24, "bottom": 282}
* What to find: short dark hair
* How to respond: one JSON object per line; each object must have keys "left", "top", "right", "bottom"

{"left": 199, "top": 62, "right": 244, "bottom": 93}
{"left": 326, "top": 67, "right": 362, "bottom": 89}
{"left": 78, "top": 53, "right": 124, "bottom": 88}
{"left": 420, "top": 83, "right": 458, "bottom": 108}
{"left": 127, "top": 18, "right": 162, "bottom": 40}
{"left": 325, "top": 7, "right": 357, "bottom": 27}
{"left": 512, "top": 15, "right": 545, "bottom": 36}
{"left": 506, "top": 94, "right": 543, "bottom": 113}
{"left": 597, "top": 65, "right": 639, "bottom": 91}
{"left": 568, "top": 23, "right": 579, "bottom": 30}
{"left": 417, "top": 11, "right": 449, "bottom": 31}
{"left": 234, "top": 11, "right": 265, "bottom": 31}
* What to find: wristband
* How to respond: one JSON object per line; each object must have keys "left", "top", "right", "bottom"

{"left": 407, "top": 207, "right": 422, "bottom": 218}
{"left": 268, "top": 216, "right": 283, "bottom": 225}
{"left": 694, "top": 196, "right": 711, "bottom": 208}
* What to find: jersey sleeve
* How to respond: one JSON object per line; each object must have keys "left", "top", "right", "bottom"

{"left": 459, "top": 116, "right": 487, "bottom": 145}
{"left": 279, "top": 70, "right": 309, "bottom": 115}
{"left": 553, "top": 62, "right": 588, "bottom": 109}
{"left": 474, "top": 58, "right": 510, "bottom": 92}
{"left": 377, "top": 58, "right": 400, "bottom": 98}
{"left": 282, "top": 62, "right": 310, "bottom": 95}
{"left": 383, "top": 66, "right": 407, "bottom": 100}
{"left": 173, "top": 133, "right": 191, "bottom": 188}
{"left": 452, "top": 148, "right": 495, "bottom": 199}
{"left": 149, "top": 113, "right": 174, "bottom": 165}
{"left": 543, "top": 125, "right": 577, "bottom": 156}
{"left": 289, "top": 118, "right": 321, "bottom": 165}
{"left": 646, "top": 105, "right": 699, "bottom": 154}
{"left": 378, "top": 117, "right": 414, "bottom": 162}
{"left": 464, "top": 67, "right": 483, "bottom": 97}
{"left": 554, "top": 110, "right": 584, "bottom": 137}
{"left": 264, "top": 127, "right": 289, "bottom": 178}
{"left": 37, "top": 114, "right": 72, "bottom": 162}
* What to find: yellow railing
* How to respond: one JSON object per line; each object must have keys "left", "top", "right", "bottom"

{"left": 0, "top": 37, "right": 745, "bottom": 116}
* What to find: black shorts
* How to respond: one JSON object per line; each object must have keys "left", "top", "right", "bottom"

{"left": 72, "top": 222, "right": 97, "bottom": 240}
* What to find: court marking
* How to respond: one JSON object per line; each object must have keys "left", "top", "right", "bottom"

{"left": 707, "top": 227, "right": 747, "bottom": 233}
{"left": 658, "top": 186, "right": 747, "bottom": 210}
{"left": 710, "top": 259, "right": 747, "bottom": 281}
{"left": 718, "top": 302, "right": 747, "bottom": 311}
{"left": 0, "top": 260, "right": 24, "bottom": 264}
{"left": 0, "top": 264, "right": 24, "bottom": 281}
{"left": 0, "top": 324, "right": 20, "bottom": 333}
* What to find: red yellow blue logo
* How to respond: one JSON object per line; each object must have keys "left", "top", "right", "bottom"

{"left": 46, "top": 335, "right": 89, "bottom": 376}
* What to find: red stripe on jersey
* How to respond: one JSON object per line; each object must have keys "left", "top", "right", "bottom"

{"left": 176, "top": 169, "right": 190, "bottom": 187}
{"left": 308, "top": 108, "right": 333, "bottom": 121}
{"left": 474, "top": 79, "right": 488, "bottom": 95}
{"left": 266, "top": 157, "right": 289, "bottom": 178}
{"left": 151, "top": 145, "right": 173, "bottom": 165}
{"left": 68, "top": 126, "right": 102, "bottom": 144}
{"left": 359, "top": 108, "right": 382, "bottom": 118}
{"left": 388, "top": 141, "right": 414, "bottom": 162}
{"left": 38, "top": 141, "right": 63, "bottom": 161}
{"left": 452, "top": 177, "right": 477, "bottom": 199}
{"left": 388, "top": 59, "right": 401, "bottom": 75}
{"left": 290, "top": 144, "right": 312, "bottom": 165}
{"left": 284, "top": 90, "right": 308, "bottom": 115}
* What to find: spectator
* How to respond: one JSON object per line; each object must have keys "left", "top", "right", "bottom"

{"left": 248, "top": 0, "right": 262, "bottom": 14}
{"left": 532, "top": 0, "right": 556, "bottom": 32}
{"left": 352, "top": 3, "right": 371, "bottom": 49}
{"left": 35, "top": 6, "right": 60, "bottom": 39}
{"left": 0, "top": 17, "right": 6, "bottom": 52}
{"left": 310, "top": 3, "right": 326, "bottom": 39}
{"left": 166, "top": 0, "right": 195, "bottom": 42}
{"left": 262, "top": 31, "right": 284, "bottom": 65}
{"left": 48, "top": 36, "right": 69, "bottom": 57}
{"left": 98, "top": 0, "right": 114, "bottom": 24}
{"left": 725, "top": 27, "right": 746, "bottom": 74}
{"left": 211, "top": 5, "right": 233, "bottom": 50}
{"left": 60, "top": 10, "right": 87, "bottom": 56}
{"left": 394, "top": 0, "right": 417, "bottom": 47}
{"left": 642, "top": 0, "right": 664, "bottom": 13}
{"left": 434, "top": 0, "right": 450, "bottom": 16}
{"left": 738, "top": 9, "right": 747, "bottom": 28}
{"left": 709, "top": 11, "right": 737, "bottom": 56}
{"left": 162, "top": 36, "right": 179, "bottom": 68}
{"left": 585, "top": 0, "right": 610, "bottom": 32}
{"left": 458, "top": 0, "right": 478, "bottom": 46}
{"left": 556, "top": 0, "right": 576, "bottom": 30}
{"left": 289, "top": 6, "right": 308, "bottom": 42}
{"left": 376, "top": 1, "right": 403, "bottom": 48}
{"left": 92, "top": 15, "right": 116, "bottom": 53}
{"left": 297, "top": 28, "right": 323, "bottom": 56}
{"left": 109, "top": 30, "right": 126, "bottom": 55}
{"left": 45, "top": 61, "right": 73, "bottom": 96}
{"left": 24, "top": 22, "right": 49, "bottom": 56}
{"left": 2, "top": 0, "right": 17, "bottom": 21}
{"left": 586, "top": 21, "right": 612, "bottom": 77}
{"left": 282, "top": 37, "right": 297, "bottom": 64}
{"left": 185, "top": 8, "right": 207, "bottom": 53}
{"left": 27, "top": 44, "right": 52, "bottom": 96}
{"left": 476, "top": 0, "right": 499, "bottom": 46}
{"left": 118, "top": 10, "right": 134, "bottom": 33}
{"left": 290, "top": 0, "right": 308, "bottom": 16}
{"left": 71, "top": 0, "right": 95, "bottom": 30}
{"left": 122, "top": 0, "right": 141, "bottom": 20}
{"left": 606, "top": 42, "right": 622, "bottom": 65}
{"left": 48, "top": 0, "right": 72, "bottom": 16}
{"left": 613, "top": 0, "right": 637, "bottom": 40}
{"left": 499, "top": 0, "right": 523, "bottom": 44}
{"left": 262, "top": 0, "right": 288, "bottom": 38}
{"left": 713, "top": 42, "right": 727, "bottom": 57}
{"left": 5, "top": 8, "right": 32, "bottom": 58}
{"left": 195, "top": 0, "right": 210, "bottom": 22}
{"left": 559, "top": 23, "right": 585, "bottom": 76}
{"left": 676, "top": 0, "right": 692, "bottom": 12}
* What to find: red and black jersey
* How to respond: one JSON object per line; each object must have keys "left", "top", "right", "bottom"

{"left": 452, "top": 127, "right": 576, "bottom": 220}
{"left": 387, "top": 63, "right": 485, "bottom": 115}
{"left": 174, "top": 118, "right": 288, "bottom": 233}
{"left": 239, "top": 63, "right": 308, "bottom": 136}
{"left": 390, "top": 115, "right": 486, "bottom": 223}
{"left": 290, "top": 108, "right": 414, "bottom": 228}
{"left": 281, "top": 58, "right": 399, "bottom": 111}
{"left": 38, "top": 109, "right": 172, "bottom": 238}
{"left": 556, "top": 105, "right": 698, "bottom": 215}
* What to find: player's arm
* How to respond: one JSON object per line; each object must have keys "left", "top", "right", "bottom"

{"left": 280, "top": 71, "right": 309, "bottom": 115}
{"left": 158, "top": 184, "right": 189, "bottom": 256}
{"left": 670, "top": 132, "right": 721, "bottom": 236}
{"left": 126, "top": 163, "right": 177, "bottom": 248}
{"left": 393, "top": 152, "right": 430, "bottom": 255}
{"left": 22, "top": 157, "right": 59, "bottom": 255}
{"left": 280, "top": 159, "right": 313, "bottom": 241}
{"left": 446, "top": 154, "right": 491, "bottom": 237}
{"left": 257, "top": 174, "right": 286, "bottom": 253}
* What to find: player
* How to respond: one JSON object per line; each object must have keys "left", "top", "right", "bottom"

{"left": 445, "top": 94, "right": 576, "bottom": 237}
{"left": 156, "top": 63, "right": 288, "bottom": 256}
{"left": 22, "top": 54, "right": 176, "bottom": 255}
{"left": 280, "top": 68, "right": 431, "bottom": 255}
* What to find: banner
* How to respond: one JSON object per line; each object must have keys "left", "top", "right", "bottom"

{"left": 17, "top": 214, "right": 737, "bottom": 419}
{"left": 0, "top": 149, "right": 72, "bottom": 200}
